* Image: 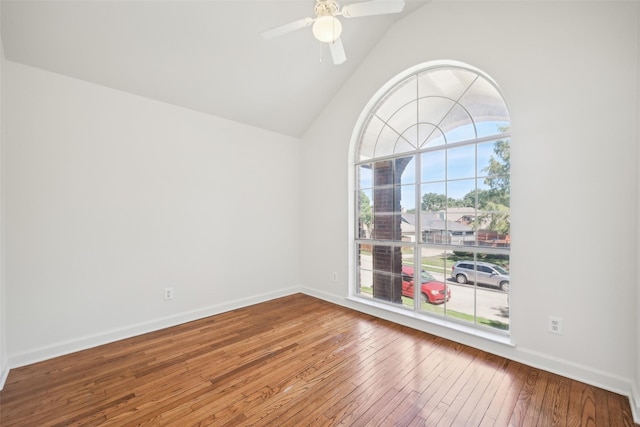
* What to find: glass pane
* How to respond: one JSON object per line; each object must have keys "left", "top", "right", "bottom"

{"left": 370, "top": 244, "right": 405, "bottom": 305}
{"left": 399, "top": 260, "right": 415, "bottom": 309}
{"left": 447, "top": 211, "right": 476, "bottom": 247}
{"left": 478, "top": 138, "right": 510, "bottom": 179}
{"left": 375, "top": 132, "right": 398, "bottom": 159}
{"left": 394, "top": 136, "right": 417, "bottom": 155}
{"left": 448, "top": 253, "right": 476, "bottom": 326}
{"left": 357, "top": 189, "right": 373, "bottom": 239}
{"left": 358, "top": 114, "right": 384, "bottom": 161}
{"left": 418, "top": 124, "right": 445, "bottom": 148}
{"left": 358, "top": 164, "right": 373, "bottom": 189}
{"left": 477, "top": 141, "right": 496, "bottom": 178}
{"left": 440, "top": 105, "right": 476, "bottom": 143}
{"left": 420, "top": 182, "right": 446, "bottom": 213}
{"left": 372, "top": 161, "right": 393, "bottom": 240}
{"left": 477, "top": 121, "right": 510, "bottom": 139}
{"left": 396, "top": 156, "right": 415, "bottom": 186}
{"left": 477, "top": 177, "right": 509, "bottom": 209}
{"left": 458, "top": 76, "right": 510, "bottom": 138}
{"left": 421, "top": 151, "right": 445, "bottom": 182}
{"left": 446, "top": 179, "right": 476, "bottom": 246}
{"left": 373, "top": 212, "right": 391, "bottom": 240}
{"left": 371, "top": 158, "right": 414, "bottom": 242}
{"left": 399, "top": 184, "right": 416, "bottom": 214}
{"left": 477, "top": 191, "right": 510, "bottom": 249}
{"left": 478, "top": 147, "right": 510, "bottom": 246}
{"left": 373, "top": 212, "right": 404, "bottom": 241}
{"left": 417, "top": 97, "right": 454, "bottom": 129}
{"left": 356, "top": 243, "right": 373, "bottom": 299}
{"left": 419, "top": 206, "right": 446, "bottom": 245}
{"left": 372, "top": 211, "right": 402, "bottom": 241}
{"left": 447, "top": 179, "right": 475, "bottom": 203}
{"left": 447, "top": 145, "right": 475, "bottom": 180}
{"left": 387, "top": 101, "right": 418, "bottom": 149}
{"left": 474, "top": 251, "right": 510, "bottom": 331}
{"left": 374, "top": 125, "right": 400, "bottom": 158}
{"left": 373, "top": 160, "right": 393, "bottom": 187}
{"left": 374, "top": 75, "right": 417, "bottom": 121}
{"left": 400, "top": 213, "right": 416, "bottom": 243}
{"left": 417, "top": 248, "right": 449, "bottom": 316}
{"left": 418, "top": 67, "right": 477, "bottom": 100}
{"left": 477, "top": 179, "right": 491, "bottom": 206}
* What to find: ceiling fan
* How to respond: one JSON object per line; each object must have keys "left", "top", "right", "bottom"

{"left": 260, "top": 0, "right": 406, "bottom": 65}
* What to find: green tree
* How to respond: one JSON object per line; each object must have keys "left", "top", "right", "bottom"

{"left": 359, "top": 191, "right": 372, "bottom": 235}
{"left": 422, "top": 193, "right": 466, "bottom": 212}
{"left": 482, "top": 129, "right": 510, "bottom": 207}
{"left": 479, "top": 127, "right": 511, "bottom": 235}
{"left": 421, "top": 192, "right": 447, "bottom": 211}
{"left": 462, "top": 188, "right": 493, "bottom": 209}
{"left": 480, "top": 202, "right": 510, "bottom": 236}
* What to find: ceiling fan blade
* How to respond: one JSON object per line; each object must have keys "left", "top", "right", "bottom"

{"left": 341, "top": 0, "right": 405, "bottom": 18}
{"left": 329, "top": 38, "right": 346, "bottom": 65}
{"left": 260, "top": 17, "right": 314, "bottom": 40}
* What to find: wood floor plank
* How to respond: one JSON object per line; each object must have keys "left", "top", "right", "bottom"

{"left": 486, "top": 360, "right": 529, "bottom": 425}
{"left": 508, "top": 366, "right": 540, "bottom": 426}
{"left": 539, "top": 372, "right": 571, "bottom": 426}
{"left": 0, "top": 294, "right": 636, "bottom": 427}
{"left": 446, "top": 352, "right": 503, "bottom": 426}
{"left": 461, "top": 355, "right": 511, "bottom": 426}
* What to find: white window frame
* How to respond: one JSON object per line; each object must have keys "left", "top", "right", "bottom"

{"left": 348, "top": 60, "right": 511, "bottom": 338}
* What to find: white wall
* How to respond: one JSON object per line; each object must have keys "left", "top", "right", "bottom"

{"left": 302, "top": 0, "right": 639, "bottom": 407}
{"left": 4, "top": 61, "right": 302, "bottom": 366}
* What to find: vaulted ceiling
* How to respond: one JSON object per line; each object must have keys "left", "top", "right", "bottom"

{"left": 1, "top": 0, "right": 428, "bottom": 137}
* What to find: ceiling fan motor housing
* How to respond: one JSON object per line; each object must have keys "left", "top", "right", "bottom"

{"left": 314, "top": 0, "right": 340, "bottom": 17}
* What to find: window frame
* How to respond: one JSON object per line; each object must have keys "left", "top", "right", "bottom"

{"left": 348, "top": 60, "right": 511, "bottom": 337}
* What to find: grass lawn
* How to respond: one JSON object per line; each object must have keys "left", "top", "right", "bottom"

{"left": 400, "top": 296, "right": 509, "bottom": 330}
{"left": 357, "top": 288, "right": 508, "bottom": 331}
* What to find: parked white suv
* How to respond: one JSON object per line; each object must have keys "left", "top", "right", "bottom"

{"left": 451, "top": 261, "right": 510, "bottom": 292}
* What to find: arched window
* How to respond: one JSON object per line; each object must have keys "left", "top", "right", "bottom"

{"left": 353, "top": 61, "right": 511, "bottom": 333}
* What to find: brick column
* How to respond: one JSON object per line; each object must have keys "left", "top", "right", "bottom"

{"left": 371, "top": 157, "right": 412, "bottom": 303}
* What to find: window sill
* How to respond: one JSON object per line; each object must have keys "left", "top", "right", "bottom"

{"left": 346, "top": 295, "right": 514, "bottom": 347}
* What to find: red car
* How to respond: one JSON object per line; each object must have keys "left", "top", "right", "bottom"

{"left": 402, "top": 266, "right": 451, "bottom": 304}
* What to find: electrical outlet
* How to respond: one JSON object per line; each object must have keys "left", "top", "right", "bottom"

{"left": 548, "top": 316, "right": 562, "bottom": 335}
{"left": 331, "top": 272, "right": 338, "bottom": 282}
{"left": 164, "top": 287, "right": 174, "bottom": 301}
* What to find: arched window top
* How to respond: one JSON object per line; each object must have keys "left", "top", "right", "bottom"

{"left": 357, "top": 64, "right": 510, "bottom": 162}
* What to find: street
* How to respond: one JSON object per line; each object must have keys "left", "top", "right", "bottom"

{"left": 358, "top": 254, "right": 510, "bottom": 328}
{"left": 434, "top": 270, "right": 509, "bottom": 326}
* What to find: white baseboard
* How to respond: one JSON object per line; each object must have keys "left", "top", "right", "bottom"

{"left": 8, "top": 287, "right": 300, "bottom": 369}
{"left": 631, "top": 381, "right": 640, "bottom": 424}
{"left": 512, "top": 347, "right": 633, "bottom": 400}
{"left": 0, "top": 359, "right": 9, "bottom": 391}
{"left": 300, "top": 287, "right": 639, "bottom": 421}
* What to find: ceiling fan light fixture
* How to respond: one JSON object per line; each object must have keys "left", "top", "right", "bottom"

{"left": 312, "top": 16, "right": 342, "bottom": 43}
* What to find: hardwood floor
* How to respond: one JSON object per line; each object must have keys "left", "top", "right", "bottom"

{"left": 0, "top": 293, "right": 637, "bottom": 426}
